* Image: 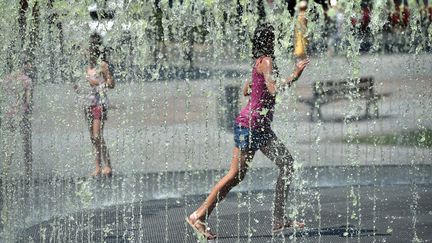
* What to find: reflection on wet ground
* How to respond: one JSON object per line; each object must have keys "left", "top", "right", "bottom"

{"left": 17, "top": 185, "right": 431, "bottom": 242}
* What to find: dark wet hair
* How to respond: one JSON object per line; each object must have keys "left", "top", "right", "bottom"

{"left": 252, "top": 23, "right": 279, "bottom": 76}
{"left": 252, "top": 23, "right": 275, "bottom": 58}
{"left": 89, "top": 33, "right": 103, "bottom": 66}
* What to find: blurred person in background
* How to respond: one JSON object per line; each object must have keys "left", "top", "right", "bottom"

{"left": 327, "top": 0, "right": 345, "bottom": 56}
{"left": 294, "top": 1, "right": 309, "bottom": 60}
{"left": 74, "top": 33, "right": 115, "bottom": 177}
{"left": 0, "top": 56, "right": 32, "bottom": 178}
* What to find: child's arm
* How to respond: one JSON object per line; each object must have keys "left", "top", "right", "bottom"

{"left": 262, "top": 57, "right": 309, "bottom": 94}
{"left": 261, "top": 57, "right": 277, "bottom": 95}
{"left": 243, "top": 80, "right": 251, "bottom": 96}
{"left": 282, "top": 59, "right": 309, "bottom": 89}
{"left": 101, "top": 61, "right": 115, "bottom": 89}
{"left": 264, "top": 59, "right": 309, "bottom": 95}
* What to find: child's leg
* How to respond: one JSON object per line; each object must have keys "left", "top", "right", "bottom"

{"left": 260, "top": 137, "right": 294, "bottom": 225}
{"left": 100, "top": 119, "right": 112, "bottom": 176}
{"left": 190, "top": 147, "right": 255, "bottom": 225}
{"left": 90, "top": 118, "right": 102, "bottom": 176}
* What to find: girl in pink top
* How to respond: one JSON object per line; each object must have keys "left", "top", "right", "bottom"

{"left": 186, "top": 23, "right": 310, "bottom": 239}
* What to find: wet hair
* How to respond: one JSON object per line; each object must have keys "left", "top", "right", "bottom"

{"left": 89, "top": 33, "right": 103, "bottom": 66}
{"left": 252, "top": 23, "right": 275, "bottom": 59}
{"left": 252, "top": 23, "right": 279, "bottom": 76}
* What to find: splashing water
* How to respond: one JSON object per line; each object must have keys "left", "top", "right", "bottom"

{"left": 0, "top": 1, "right": 431, "bottom": 242}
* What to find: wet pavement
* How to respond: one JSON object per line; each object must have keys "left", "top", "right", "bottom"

{"left": 17, "top": 184, "right": 432, "bottom": 242}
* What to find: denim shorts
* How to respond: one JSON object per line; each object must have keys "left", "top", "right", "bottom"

{"left": 233, "top": 124, "right": 275, "bottom": 151}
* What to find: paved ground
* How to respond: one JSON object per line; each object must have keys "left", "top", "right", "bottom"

{"left": 17, "top": 184, "right": 432, "bottom": 242}
{"left": 3, "top": 164, "right": 431, "bottom": 240}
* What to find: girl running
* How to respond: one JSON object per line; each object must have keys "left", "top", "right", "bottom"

{"left": 186, "top": 23, "right": 310, "bottom": 240}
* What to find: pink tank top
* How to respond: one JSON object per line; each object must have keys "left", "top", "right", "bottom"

{"left": 235, "top": 58, "right": 276, "bottom": 130}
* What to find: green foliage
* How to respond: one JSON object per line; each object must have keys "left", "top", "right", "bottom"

{"left": 345, "top": 128, "right": 432, "bottom": 148}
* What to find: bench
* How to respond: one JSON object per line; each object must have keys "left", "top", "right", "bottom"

{"left": 307, "top": 77, "right": 380, "bottom": 121}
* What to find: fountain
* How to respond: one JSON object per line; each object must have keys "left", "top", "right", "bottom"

{"left": 0, "top": 0, "right": 431, "bottom": 242}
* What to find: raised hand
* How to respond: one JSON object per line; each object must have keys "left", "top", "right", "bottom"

{"left": 294, "top": 58, "right": 310, "bottom": 77}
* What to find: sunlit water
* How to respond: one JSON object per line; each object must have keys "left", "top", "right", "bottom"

{"left": 1, "top": 0, "right": 432, "bottom": 242}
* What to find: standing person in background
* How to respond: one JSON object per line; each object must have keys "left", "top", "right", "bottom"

{"left": 75, "top": 33, "right": 115, "bottom": 177}
{"left": 186, "top": 23, "right": 310, "bottom": 241}
{"left": 0, "top": 58, "right": 32, "bottom": 177}
{"left": 0, "top": 56, "right": 33, "bottom": 243}
{"left": 327, "top": 0, "right": 344, "bottom": 56}
{"left": 294, "top": 1, "right": 309, "bottom": 60}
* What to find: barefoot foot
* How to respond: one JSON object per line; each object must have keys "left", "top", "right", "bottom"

{"left": 102, "top": 166, "right": 112, "bottom": 177}
{"left": 90, "top": 167, "right": 101, "bottom": 177}
{"left": 186, "top": 212, "right": 216, "bottom": 240}
{"left": 272, "top": 219, "right": 305, "bottom": 234}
